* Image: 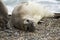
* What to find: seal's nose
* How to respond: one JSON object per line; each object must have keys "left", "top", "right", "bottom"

{"left": 24, "top": 19, "right": 35, "bottom": 32}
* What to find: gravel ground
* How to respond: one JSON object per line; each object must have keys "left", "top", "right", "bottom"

{"left": 0, "top": 17, "right": 60, "bottom": 40}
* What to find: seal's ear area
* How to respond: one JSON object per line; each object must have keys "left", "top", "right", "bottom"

{"left": 24, "top": 19, "right": 35, "bottom": 32}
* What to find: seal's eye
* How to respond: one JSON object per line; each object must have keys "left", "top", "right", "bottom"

{"left": 24, "top": 19, "right": 31, "bottom": 24}
{"left": 26, "top": 20, "right": 29, "bottom": 22}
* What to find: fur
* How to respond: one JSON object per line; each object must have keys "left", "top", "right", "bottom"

{"left": 0, "top": 0, "right": 8, "bottom": 29}
{"left": 10, "top": 2, "right": 55, "bottom": 32}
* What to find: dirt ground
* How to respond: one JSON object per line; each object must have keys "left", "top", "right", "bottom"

{"left": 0, "top": 17, "right": 60, "bottom": 40}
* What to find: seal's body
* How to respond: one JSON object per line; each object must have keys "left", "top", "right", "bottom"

{"left": 10, "top": 2, "right": 60, "bottom": 32}
{"left": 0, "top": 0, "right": 8, "bottom": 29}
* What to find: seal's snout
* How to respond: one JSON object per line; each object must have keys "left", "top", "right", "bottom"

{"left": 24, "top": 19, "right": 35, "bottom": 32}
